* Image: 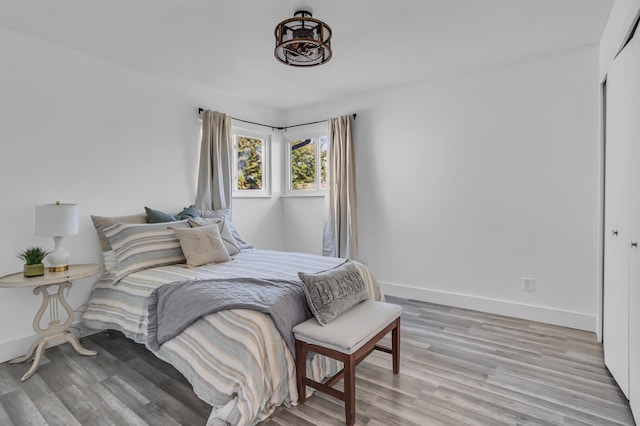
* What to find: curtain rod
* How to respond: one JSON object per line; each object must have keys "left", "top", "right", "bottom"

{"left": 197, "top": 108, "right": 356, "bottom": 131}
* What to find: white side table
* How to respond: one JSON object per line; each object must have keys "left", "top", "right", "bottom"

{"left": 0, "top": 263, "right": 101, "bottom": 381}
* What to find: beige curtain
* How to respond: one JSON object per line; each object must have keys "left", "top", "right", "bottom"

{"left": 323, "top": 115, "right": 358, "bottom": 259}
{"left": 195, "top": 110, "right": 233, "bottom": 211}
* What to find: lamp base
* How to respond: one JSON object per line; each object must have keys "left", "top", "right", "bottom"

{"left": 49, "top": 265, "right": 69, "bottom": 272}
{"left": 47, "top": 236, "right": 70, "bottom": 273}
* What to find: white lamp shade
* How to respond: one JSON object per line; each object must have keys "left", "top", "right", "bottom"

{"left": 35, "top": 203, "right": 79, "bottom": 237}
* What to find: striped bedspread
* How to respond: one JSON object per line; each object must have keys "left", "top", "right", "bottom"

{"left": 82, "top": 249, "right": 383, "bottom": 426}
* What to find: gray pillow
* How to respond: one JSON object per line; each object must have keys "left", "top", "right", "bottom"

{"left": 188, "top": 217, "right": 241, "bottom": 256}
{"left": 198, "top": 208, "right": 253, "bottom": 249}
{"left": 298, "top": 261, "right": 368, "bottom": 326}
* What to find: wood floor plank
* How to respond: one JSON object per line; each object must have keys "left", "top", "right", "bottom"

{"left": 0, "top": 296, "right": 633, "bottom": 425}
{"left": 5, "top": 362, "right": 82, "bottom": 426}
{"left": 272, "top": 401, "right": 348, "bottom": 426}
{"left": 98, "top": 376, "right": 182, "bottom": 426}
{"left": 30, "top": 391, "right": 82, "bottom": 426}
{"left": 90, "top": 381, "right": 148, "bottom": 426}
{"left": 155, "top": 378, "right": 213, "bottom": 418}
{"left": 404, "top": 359, "right": 630, "bottom": 426}
{"left": 56, "top": 384, "right": 119, "bottom": 426}
{"left": 0, "top": 364, "right": 19, "bottom": 397}
{"left": 0, "top": 401, "right": 14, "bottom": 426}
{"left": 0, "top": 388, "right": 48, "bottom": 425}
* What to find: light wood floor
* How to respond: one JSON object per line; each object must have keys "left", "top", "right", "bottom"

{"left": 0, "top": 296, "right": 634, "bottom": 425}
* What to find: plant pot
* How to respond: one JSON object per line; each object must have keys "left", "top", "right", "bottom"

{"left": 24, "top": 263, "right": 44, "bottom": 277}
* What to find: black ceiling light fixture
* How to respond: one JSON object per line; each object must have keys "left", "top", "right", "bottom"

{"left": 274, "top": 10, "right": 332, "bottom": 67}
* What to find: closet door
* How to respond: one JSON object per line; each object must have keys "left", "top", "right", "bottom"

{"left": 604, "top": 34, "right": 635, "bottom": 399}
{"left": 629, "top": 230, "right": 640, "bottom": 418}
{"left": 620, "top": 33, "right": 640, "bottom": 417}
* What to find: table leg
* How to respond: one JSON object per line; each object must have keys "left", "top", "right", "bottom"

{"left": 19, "top": 339, "right": 47, "bottom": 382}
{"left": 11, "top": 281, "right": 97, "bottom": 381}
{"left": 64, "top": 333, "right": 97, "bottom": 356}
{"left": 10, "top": 338, "right": 41, "bottom": 364}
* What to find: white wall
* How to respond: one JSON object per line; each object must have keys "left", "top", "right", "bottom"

{"left": 0, "top": 27, "right": 282, "bottom": 362}
{"left": 232, "top": 122, "right": 284, "bottom": 252}
{"left": 280, "top": 122, "right": 328, "bottom": 255}
{"left": 283, "top": 45, "right": 601, "bottom": 331}
{"left": 281, "top": 197, "right": 325, "bottom": 254}
{"left": 600, "top": 0, "right": 640, "bottom": 79}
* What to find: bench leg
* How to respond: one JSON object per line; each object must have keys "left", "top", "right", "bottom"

{"left": 296, "top": 340, "right": 307, "bottom": 404}
{"left": 344, "top": 355, "right": 356, "bottom": 425}
{"left": 392, "top": 318, "right": 400, "bottom": 374}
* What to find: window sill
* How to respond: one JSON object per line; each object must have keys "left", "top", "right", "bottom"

{"left": 232, "top": 194, "right": 272, "bottom": 199}
{"left": 280, "top": 193, "right": 327, "bottom": 198}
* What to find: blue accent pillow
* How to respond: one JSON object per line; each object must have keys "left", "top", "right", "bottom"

{"left": 145, "top": 205, "right": 199, "bottom": 223}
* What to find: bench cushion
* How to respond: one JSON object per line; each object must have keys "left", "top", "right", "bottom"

{"left": 293, "top": 300, "right": 402, "bottom": 355}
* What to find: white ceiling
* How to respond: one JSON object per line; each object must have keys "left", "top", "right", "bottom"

{"left": 0, "top": 0, "right": 614, "bottom": 111}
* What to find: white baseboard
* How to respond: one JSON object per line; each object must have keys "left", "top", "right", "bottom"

{"left": 0, "top": 322, "right": 102, "bottom": 364}
{"left": 379, "top": 281, "right": 596, "bottom": 332}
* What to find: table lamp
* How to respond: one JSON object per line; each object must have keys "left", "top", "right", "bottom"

{"left": 35, "top": 202, "right": 79, "bottom": 272}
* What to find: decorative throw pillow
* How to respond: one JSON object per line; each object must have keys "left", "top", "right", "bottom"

{"left": 104, "top": 220, "right": 190, "bottom": 282}
{"left": 198, "top": 208, "right": 253, "bottom": 249}
{"left": 91, "top": 213, "right": 148, "bottom": 251}
{"left": 172, "top": 224, "right": 231, "bottom": 267}
{"left": 188, "top": 217, "right": 241, "bottom": 256}
{"left": 145, "top": 205, "right": 199, "bottom": 223}
{"left": 298, "top": 261, "right": 369, "bottom": 326}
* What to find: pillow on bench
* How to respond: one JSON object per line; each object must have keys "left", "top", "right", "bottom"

{"left": 298, "top": 261, "right": 368, "bottom": 326}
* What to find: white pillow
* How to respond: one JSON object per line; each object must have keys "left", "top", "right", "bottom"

{"left": 172, "top": 224, "right": 231, "bottom": 267}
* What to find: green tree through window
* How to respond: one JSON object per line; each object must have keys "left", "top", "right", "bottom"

{"left": 320, "top": 136, "right": 327, "bottom": 189}
{"left": 237, "top": 136, "right": 263, "bottom": 190}
{"left": 288, "top": 135, "right": 328, "bottom": 192}
{"left": 291, "top": 139, "right": 316, "bottom": 189}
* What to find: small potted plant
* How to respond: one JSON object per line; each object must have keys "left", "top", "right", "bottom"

{"left": 17, "top": 247, "right": 50, "bottom": 277}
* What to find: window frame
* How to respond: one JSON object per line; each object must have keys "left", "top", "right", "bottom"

{"left": 284, "top": 130, "right": 328, "bottom": 197}
{"left": 232, "top": 127, "right": 271, "bottom": 198}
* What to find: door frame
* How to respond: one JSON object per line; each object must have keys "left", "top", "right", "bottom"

{"left": 597, "top": 79, "right": 606, "bottom": 343}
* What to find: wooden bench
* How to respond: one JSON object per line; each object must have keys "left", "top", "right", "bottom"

{"left": 292, "top": 300, "right": 402, "bottom": 425}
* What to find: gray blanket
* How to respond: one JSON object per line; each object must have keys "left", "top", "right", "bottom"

{"left": 146, "top": 277, "right": 311, "bottom": 356}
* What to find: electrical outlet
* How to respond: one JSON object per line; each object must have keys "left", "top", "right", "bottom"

{"left": 522, "top": 277, "right": 535, "bottom": 292}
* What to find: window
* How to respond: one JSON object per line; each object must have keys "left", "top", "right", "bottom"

{"left": 233, "top": 129, "right": 270, "bottom": 197}
{"left": 285, "top": 132, "right": 328, "bottom": 196}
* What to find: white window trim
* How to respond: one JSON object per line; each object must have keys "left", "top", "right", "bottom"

{"left": 232, "top": 127, "right": 271, "bottom": 198}
{"left": 284, "top": 130, "right": 328, "bottom": 197}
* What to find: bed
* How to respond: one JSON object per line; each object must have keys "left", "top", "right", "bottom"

{"left": 82, "top": 246, "right": 383, "bottom": 425}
